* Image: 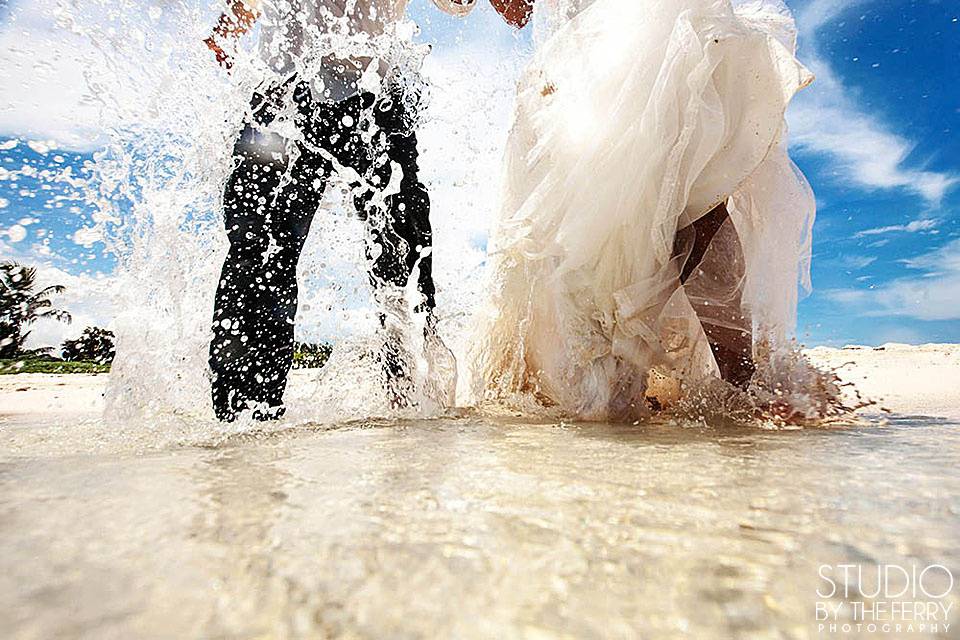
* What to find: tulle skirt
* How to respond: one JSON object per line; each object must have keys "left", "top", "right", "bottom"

{"left": 472, "top": 0, "right": 816, "bottom": 419}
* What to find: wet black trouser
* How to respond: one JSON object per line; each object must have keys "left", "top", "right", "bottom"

{"left": 209, "top": 82, "right": 434, "bottom": 421}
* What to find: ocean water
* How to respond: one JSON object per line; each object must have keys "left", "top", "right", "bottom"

{"left": 1, "top": 409, "right": 958, "bottom": 638}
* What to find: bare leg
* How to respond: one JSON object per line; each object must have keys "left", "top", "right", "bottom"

{"left": 673, "top": 202, "right": 756, "bottom": 388}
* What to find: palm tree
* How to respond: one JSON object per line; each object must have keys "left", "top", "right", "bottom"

{"left": 0, "top": 262, "right": 72, "bottom": 358}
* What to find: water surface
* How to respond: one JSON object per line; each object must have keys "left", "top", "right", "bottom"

{"left": 1, "top": 414, "right": 958, "bottom": 638}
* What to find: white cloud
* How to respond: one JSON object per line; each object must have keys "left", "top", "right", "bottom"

{"left": 0, "top": 0, "right": 222, "bottom": 151}
{"left": 3, "top": 223, "right": 28, "bottom": 242}
{"left": 25, "top": 266, "right": 116, "bottom": 351}
{"left": 825, "top": 238, "right": 960, "bottom": 321}
{"left": 788, "top": 0, "right": 957, "bottom": 205}
{"left": 72, "top": 226, "right": 102, "bottom": 248}
{"left": 0, "top": 239, "right": 116, "bottom": 351}
{"left": 838, "top": 254, "right": 876, "bottom": 270}
{"left": 854, "top": 218, "right": 940, "bottom": 238}
{"left": 901, "top": 237, "right": 960, "bottom": 275}
{"left": 0, "top": 1, "right": 106, "bottom": 150}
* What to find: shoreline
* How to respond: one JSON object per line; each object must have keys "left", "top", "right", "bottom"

{"left": 2, "top": 343, "right": 959, "bottom": 423}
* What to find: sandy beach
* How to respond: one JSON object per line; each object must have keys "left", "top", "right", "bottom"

{"left": 805, "top": 343, "right": 960, "bottom": 421}
{"left": 4, "top": 343, "right": 960, "bottom": 423}
{"left": 1, "top": 344, "right": 958, "bottom": 638}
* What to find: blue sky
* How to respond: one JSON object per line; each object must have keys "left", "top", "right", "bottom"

{"left": 787, "top": 0, "right": 960, "bottom": 345}
{"left": 0, "top": 0, "right": 958, "bottom": 348}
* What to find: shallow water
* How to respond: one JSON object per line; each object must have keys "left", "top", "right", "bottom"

{"left": 1, "top": 413, "right": 958, "bottom": 638}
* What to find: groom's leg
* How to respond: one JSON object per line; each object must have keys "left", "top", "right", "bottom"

{"left": 366, "top": 93, "right": 435, "bottom": 316}
{"left": 209, "top": 121, "right": 329, "bottom": 421}
{"left": 343, "top": 91, "right": 435, "bottom": 401}
{"left": 335, "top": 92, "right": 434, "bottom": 314}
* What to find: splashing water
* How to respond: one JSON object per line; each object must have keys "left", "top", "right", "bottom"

{"left": 25, "top": 0, "right": 849, "bottom": 435}
{"left": 48, "top": 0, "right": 522, "bottom": 431}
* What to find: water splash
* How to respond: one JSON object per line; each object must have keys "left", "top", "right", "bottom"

{"left": 23, "top": 0, "right": 849, "bottom": 433}
{"left": 50, "top": 0, "right": 522, "bottom": 429}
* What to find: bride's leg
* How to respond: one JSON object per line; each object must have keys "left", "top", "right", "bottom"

{"left": 673, "top": 203, "right": 756, "bottom": 388}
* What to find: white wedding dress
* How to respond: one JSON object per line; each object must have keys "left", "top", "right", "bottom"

{"left": 473, "top": 0, "right": 816, "bottom": 419}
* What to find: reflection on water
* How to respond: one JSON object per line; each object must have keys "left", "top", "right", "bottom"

{"left": 1, "top": 415, "right": 958, "bottom": 638}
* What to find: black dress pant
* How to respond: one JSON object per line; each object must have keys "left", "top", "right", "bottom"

{"left": 209, "top": 82, "right": 434, "bottom": 421}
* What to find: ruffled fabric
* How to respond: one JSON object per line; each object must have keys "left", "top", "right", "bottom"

{"left": 472, "top": 0, "right": 815, "bottom": 420}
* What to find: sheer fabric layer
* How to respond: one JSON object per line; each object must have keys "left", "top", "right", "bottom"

{"left": 473, "top": 0, "right": 815, "bottom": 420}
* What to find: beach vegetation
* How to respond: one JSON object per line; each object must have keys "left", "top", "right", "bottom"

{"left": 0, "top": 262, "right": 72, "bottom": 358}
{"left": 293, "top": 341, "right": 333, "bottom": 369}
{"left": 0, "top": 355, "right": 110, "bottom": 375}
{"left": 62, "top": 326, "right": 116, "bottom": 364}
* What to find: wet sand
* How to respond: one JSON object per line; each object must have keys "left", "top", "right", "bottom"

{"left": 1, "top": 345, "right": 959, "bottom": 638}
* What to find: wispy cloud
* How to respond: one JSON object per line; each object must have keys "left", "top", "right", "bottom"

{"left": 788, "top": 0, "right": 957, "bottom": 206}
{"left": 825, "top": 238, "right": 960, "bottom": 321}
{"left": 854, "top": 218, "right": 940, "bottom": 238}
{"left": 901, "top": 237, "right": 960, "bottom": 274}
{"left": 839, "top": 254, "right": 877, "bottom": 270}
